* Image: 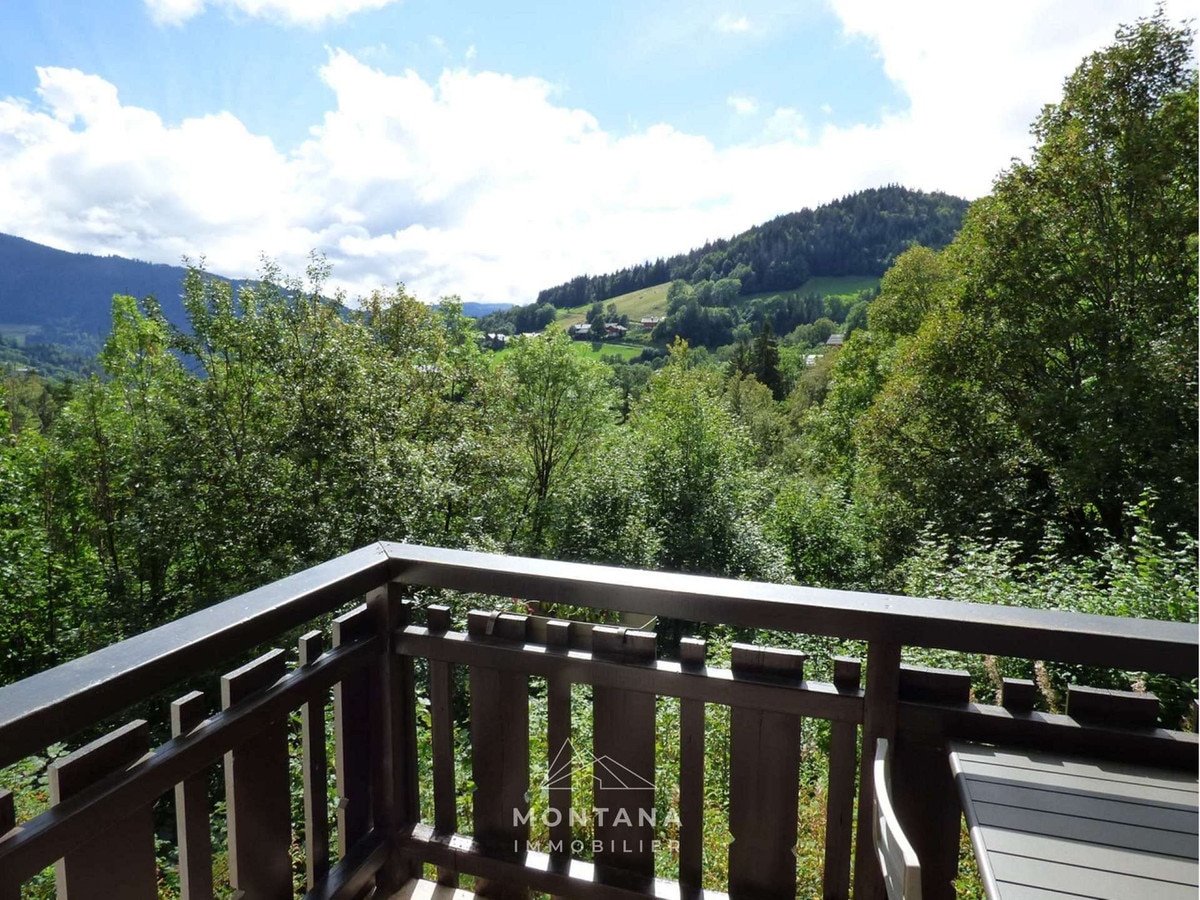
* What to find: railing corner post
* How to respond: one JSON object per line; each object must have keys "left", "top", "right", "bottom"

{"left": 892, "top": 665, "right": 972, "bottom": 900}
{"left": 0, "top": 789, "right": 17, "bottom": 900}
{"left": 367, "top": 580, "right": 421, "bottom": 891}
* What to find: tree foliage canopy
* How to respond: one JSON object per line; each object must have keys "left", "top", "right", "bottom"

{"left": 810, "top": 9, "right": 1198, "bottom": 556}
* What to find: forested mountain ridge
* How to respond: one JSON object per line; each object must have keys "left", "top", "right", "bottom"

{"left": 0, "top": 234, "right": 510, "bottom": 360}
{"left": 535, "top": 185, "right": 969, "bottom": 308}
{"left": 0, "top": 233, "right": 238, "bottom": 345}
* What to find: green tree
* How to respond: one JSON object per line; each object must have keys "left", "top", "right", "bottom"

{"left": 361, "top": 285, "right": 513, "bottom": 548}
{"left": 628, "top": 342, "right": 782, "bottom": 578}
{"left": 786, "top": 348, "right": 839, "bottom": 416}
{"left": 613, "top": 362, "right": 652, "bottom": 423}
{"left": 725, "top": 373, "right": 786, "bottom": 464}
{"left": 750, "top": 321, "right": 784, "bottom": 400}
{"left": 550, "top": 430, "right": 662, "bottom": 569}
{"left": 587, "top": 306, "right": 607, "bottom": 339}
{"left": 504, "top": 327, "right": 614, "bottom": 551}
{"left": 52, "top": 295, "right": 188, "bottom": 632}
{"left": 831, "top": 11, "right": 1197, "bottom": 556}
{"left": 843, "top": 299, "right": 869, "bottom": 336}
{"left": 953, "top": 11, "right": 1198, "bottom": 542}
{"left": 786, "top": 316, "right": 836, "bottom": 348}
{"left": 866, "top": 245, "right": 952, "bottom": 338}
{"left": 771, "top": 479, "right": 874, "bottom": 589}
{"left": 666, "top": 279, "right": 694, "bottom": 314}
{"left": 797, "top": 330, "right": 885, "bottom": 481}
{"left": 0, "top": 384, "right": 53, "bottom": 680}
{"left": 711, "top": 277, "right": 742, "bottom": 307}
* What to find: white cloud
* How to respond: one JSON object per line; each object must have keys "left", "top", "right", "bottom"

{"left": 144, "top": 0, "right": 206, "bottom": 25}
{"left": 762, "top": 106, "right": 806, "bottom": 141}
{"left": 144, "top": 0, "right": 402, "bottom": 26}
{"left": 823, "top": 0, "right": 1187, "bottom": 183}
{"left": 714, "top": 13, "right": 751, "bottom": 33}
{"left": 1, "top": 2, "right": 1194, "bottom": 308}
{"left": 0, "top": 67, "right": 300, "bottom": 276}
{"left": 727, "top": 95, "right": 758, "bottom": 115}
{"left": 35, "top": 68, "right": 121, "bottom": 125}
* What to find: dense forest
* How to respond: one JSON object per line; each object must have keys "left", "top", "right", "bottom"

{"left": 533, "top": 185, "right": 968, "bottom": 309}
{"left": 0, "top": 336, "right": 98, "bottom": 383}
{"left": 0, "top": 15, "right": 1195, "bottom": 895}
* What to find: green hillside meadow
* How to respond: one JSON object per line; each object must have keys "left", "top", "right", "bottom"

{"left": 556, "top": 275, "right": 876, "bottom": 331}
{"left": 557, "top": 283, "right": 671, "bottom": 327}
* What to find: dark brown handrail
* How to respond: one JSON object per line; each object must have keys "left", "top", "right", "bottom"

{"left": 382, "top": 542, "right": 1199, "bottom": 677}
{"left": 0, "top": 543, "right": 392, "bottom": 768}
{"left": 2, "top": 541, "right": 1195, "bottom": 772}
{"left": 0, "top": 637, "right": 378, "bottom": 884}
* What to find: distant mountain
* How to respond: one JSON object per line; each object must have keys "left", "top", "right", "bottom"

{"left": 0, "top": 234, "right": 512, "bottom": 354}
{"left": 0, "top": 233, "right": 246, "bottom": 349}
{"left": 535, "top": 185, "right": 970, "bottom": 308}
{"left": 458, "top": 302, "right": 514, "bottom": 318}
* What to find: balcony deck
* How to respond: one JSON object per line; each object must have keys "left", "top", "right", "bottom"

{"left": 395, "top": 880, "right": 476, "bottom": 900}
{"left": 0, "top": 542, "right": 1195, "bottom": 900}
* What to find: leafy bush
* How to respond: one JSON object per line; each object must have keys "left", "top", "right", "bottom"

{"left": 770, "top": 480, "right": 877, "bottom": 590}
{"left": 899, "top": 501, "right": 1198, "bottom": 724}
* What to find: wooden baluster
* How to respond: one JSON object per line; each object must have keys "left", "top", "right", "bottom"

{"left": 399, "top": 595, "right": 420, "bottom": 841}
{"left": 50, "top": 720, "right": 156, "bottom": 900}
{"left": 469, "top": 610, "right": 531, "bottom": 899}
{"left": 222, "top": 648, "right": 291, "bottom": 900}
{"left": 299, "top": 631, "right": 330, "bottom": 891}
{"left": 426, "top": 604, "right": 459, "bottom": 887}
{"left": 545, "top": 619, "right": 573, "bottom": 876}
{"left": 678, "top": 637, "right": 707, "bottom": 898}
{"left": 852, "top": 640, "right": 901, "bottom": 900}
{"left": 822, "top": 656, "right": 861, "bottom": 900}
{"left": 1000, "top": 677, "right": 1037, "bottom": 712}
{"left": 0, "top": 793, "right": 10, "bottom": 834}
{"left": 334, "top": 604, "right": 375, "bottom": 861}
{"left": 592, "top": 627, "right": 657, "bottom": 891}
{"left": 892, "top": 664, "right": 972, "bottom": 900}
{"left": 0, "top": 789, "right": 18, "bottom": 900}
{"left": 172, "top": 691, "right": 214, "bottom": 900}
{"left": 728, "top": 643, "right": 806, "bottom": 900}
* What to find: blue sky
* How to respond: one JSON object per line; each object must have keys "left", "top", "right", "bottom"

{"left": 0, "top": 1, "right": 905, "bottom": 152}
{"left": 0, "top": 0, "right": 1192, "bottom": 304}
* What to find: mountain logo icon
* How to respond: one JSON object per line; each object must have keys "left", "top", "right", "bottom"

{"left": 537, "top": 739, "right": 654, "bottom": 792}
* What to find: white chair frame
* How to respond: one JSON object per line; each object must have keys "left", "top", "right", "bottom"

{"left": 872, "top": 737, "right": 923, "bottom": 900}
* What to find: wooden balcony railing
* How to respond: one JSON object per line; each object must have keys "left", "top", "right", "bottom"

{"left": 0, "top": 542, "right": 1195, "bottom": 900}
